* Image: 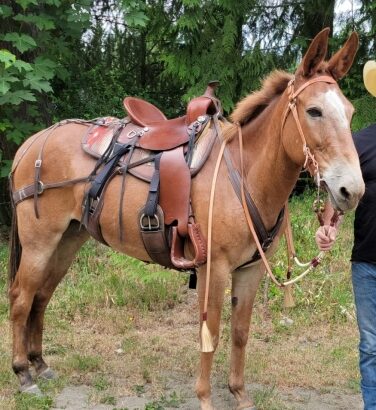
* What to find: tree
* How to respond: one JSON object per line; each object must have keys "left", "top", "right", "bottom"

{"left": 0, "top": 0, "right": 91, "bottom": 225}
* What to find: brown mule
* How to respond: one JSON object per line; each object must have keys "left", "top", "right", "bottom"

{"left": 9, "top": 29, "right": 364, "bottom": 409}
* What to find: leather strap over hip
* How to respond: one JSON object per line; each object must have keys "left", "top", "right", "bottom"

{"left": 12, "top": 176, "right": 89, "bottom": 206}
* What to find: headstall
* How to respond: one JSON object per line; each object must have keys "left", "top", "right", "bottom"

{"left": 238, "top": 75, "right": 341, "bottom": 288}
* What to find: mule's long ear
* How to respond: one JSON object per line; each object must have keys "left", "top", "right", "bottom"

{"left": 299, "top": 28, "right": 330, "bottom": 77}
{"left": 328, "top": 32, "right": 359, "bottom": 80}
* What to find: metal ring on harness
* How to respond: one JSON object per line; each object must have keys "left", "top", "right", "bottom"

{"left": 37, "top": 181, "right": 44, "bottom": 195}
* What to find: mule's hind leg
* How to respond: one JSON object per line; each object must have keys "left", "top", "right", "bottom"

{"left": 9, "top": 204, "right": 77, "bottom": 393}
{"left": 27, "top": 222, "right": 89, "bottom": 379}
{"left": 9, "top": 242, "right": 62, "bottom": 392}
{"left": 229, "top": 265, "right": 263, "bottom": 410}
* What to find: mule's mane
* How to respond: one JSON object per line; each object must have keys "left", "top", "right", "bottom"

{"left": 223, "top": 70, "right": 293, "bottom": 141}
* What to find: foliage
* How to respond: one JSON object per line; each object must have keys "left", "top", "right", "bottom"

{"left": 0, "top": 0, "right": 92, "bottom": 151}
{"left": 352, "top": 95, "right": 376, "bottom": 131}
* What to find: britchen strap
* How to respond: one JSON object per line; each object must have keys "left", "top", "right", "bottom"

{"left": 12, "top": 176, "right": 90, "bottom": 206}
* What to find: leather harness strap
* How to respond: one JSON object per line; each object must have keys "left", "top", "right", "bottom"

{"left": 236, "top": 124, "right": 286, "bottom": 287}
{"left": 212, "top": 117, "right": 284, "bottom": 265}
{"left": 281, "top": 75, "right": 337, "bottom": 176}
{"left": 223, "top": 147, "right": 285, "bottom": 260}
{"left": 12, "top": 176, "right": 90, "bottom": 206}
{"left": 201, "top": 138, "right": 227, "bottom": 346}
{"left": 235, "top": 75, "right": 339, "bottom": 287}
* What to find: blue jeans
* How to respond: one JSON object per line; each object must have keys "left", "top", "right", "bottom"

{"left": 352, "top": 262, "right": 376, "bottom": 410}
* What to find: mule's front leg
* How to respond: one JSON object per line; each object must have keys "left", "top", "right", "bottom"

{"left": 229, "top": 265, "right": 263, "bottom": 410}
{"left": 196, "top": 267, "right": 227, "bottom": 410}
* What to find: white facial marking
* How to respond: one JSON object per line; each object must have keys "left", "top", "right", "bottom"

{"left": 323, "top": 89, "right": 347, "bottom": 127}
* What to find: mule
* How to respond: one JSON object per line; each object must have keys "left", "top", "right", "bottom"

{"left": 8, "top": 28, "right": 364, "bottom": 409}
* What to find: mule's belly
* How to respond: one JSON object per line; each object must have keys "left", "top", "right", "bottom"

{"left": 99, "top": 174, "right": 153, "bottom": 262}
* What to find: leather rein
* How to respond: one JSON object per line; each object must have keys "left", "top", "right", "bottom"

{"left": 238, "top": 75, "right": 341, "bottom": 287}
{"left": 206, "top": 75, "right": 341, "bottom": 293}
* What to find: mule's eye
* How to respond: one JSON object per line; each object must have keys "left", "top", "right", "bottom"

{"left": 307, "top": 107, "right": 322, "bottom": 118}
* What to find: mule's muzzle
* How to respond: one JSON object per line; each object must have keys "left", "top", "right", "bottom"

{"left": 323, "top": 180, "right": 364, "bottom": 212}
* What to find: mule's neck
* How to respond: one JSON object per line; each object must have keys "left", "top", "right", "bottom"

{"left": 229, "top": 91, "right": 303, "bottom": 230}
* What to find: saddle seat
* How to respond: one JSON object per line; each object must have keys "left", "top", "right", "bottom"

{"left": 123, "top": 82, "right": 220, "bottom": 151}
{"left": 128, "top": 116, "right": 189, "bottom": 151}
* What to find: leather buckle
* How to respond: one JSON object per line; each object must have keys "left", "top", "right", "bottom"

{"left": 262, "top": 237, "right": 273, "bottom": 251}
{"left": 139, "top": 213, "right": 160, "bottom": 231}
{"left": 35, "top": 159, "right": 42, "bottom": 168}
{"left": 127, "top": 129, "right": 144, "bottom": 139}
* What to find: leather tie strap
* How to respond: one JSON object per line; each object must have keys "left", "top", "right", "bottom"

{"left": 201, "top": 137, "right": 227, "bottom": 352}
{"left": 236, "top": 123, "right": 285, "bottom": 288}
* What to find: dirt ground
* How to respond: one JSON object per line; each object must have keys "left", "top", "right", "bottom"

{"left": 46, "top": 288, "right": 363, "bottom": 410}
{"left": 1, "top": 270, "right": 363, "bottom": 410}
{"left": 52, "top": 377, "right": 362, "bottom": 409}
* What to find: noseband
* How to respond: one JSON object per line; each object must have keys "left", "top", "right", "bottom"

{"left": 281, "top": 75, "right": 337, "bottom": 181}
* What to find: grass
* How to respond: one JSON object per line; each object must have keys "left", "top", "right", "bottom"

{"left": 0, "top": 189, "right": 361, "bottom": 409}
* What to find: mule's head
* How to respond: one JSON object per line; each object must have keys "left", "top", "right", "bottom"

{"left": 282, "top": 28, "right": 364, "bottom": 211}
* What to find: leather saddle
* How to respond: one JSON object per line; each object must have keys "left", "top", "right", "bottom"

{"left": 81, "top": 82, "right": 222, "bottom": 271}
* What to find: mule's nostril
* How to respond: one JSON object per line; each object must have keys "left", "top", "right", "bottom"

{"left": 340, "top": 186, "right": 350, "bottom": 200}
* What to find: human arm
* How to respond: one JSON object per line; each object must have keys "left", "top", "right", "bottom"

{"left": 315, "top": 202, "right": 344, "bottom": 251}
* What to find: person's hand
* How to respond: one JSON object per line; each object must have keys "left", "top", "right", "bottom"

{"left": 315, "top": 225, "right": 337, "bottom": 251}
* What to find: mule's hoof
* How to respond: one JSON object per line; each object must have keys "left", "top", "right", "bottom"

{"left": 38, "top": 367, "right": 57, "bottom": 380}
{"left": 19, "top": 383, "right": 43, "bottom": 396}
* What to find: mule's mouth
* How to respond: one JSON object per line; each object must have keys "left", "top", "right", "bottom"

{"left": 321, "top": 179, "right": 357, "bottom": 212}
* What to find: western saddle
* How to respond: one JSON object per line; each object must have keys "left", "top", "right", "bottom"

{"left": 81, "top": 81, "right": 222, "bottom": 271}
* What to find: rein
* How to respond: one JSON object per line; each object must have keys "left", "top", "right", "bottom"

{"left": 236, "top": 75, "right": 340, "bottom": 288}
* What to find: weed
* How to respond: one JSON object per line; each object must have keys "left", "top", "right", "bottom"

{"left": 145, "top": 392, "right": 182, "bottom": 409}
{"left": 253, "top": 385, "right": 288, "bottom": 410}
{"left": 100, "top": 395, "right": 116, "bottom": 405}
{"left": 93, "top": 374, "right": 110, "bottom": 391}
{"left": 14, "top": 393, "right": 53, "bottom": 410}
{"left": 121, "top": 336, "right": 139, "bottom": 353}
{"left": 134, "top": 384, "right": 146, "bottom": 395}
{"left": 68, "top": 354, "right": 101, "bottom": 372}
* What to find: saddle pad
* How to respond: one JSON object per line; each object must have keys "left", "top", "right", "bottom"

{"left": 82, "top": 117, "right": 216, "bottom": 181}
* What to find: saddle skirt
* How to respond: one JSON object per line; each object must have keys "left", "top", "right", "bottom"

{"left": 82, "top": 116, "right": 217, "bottom": 181}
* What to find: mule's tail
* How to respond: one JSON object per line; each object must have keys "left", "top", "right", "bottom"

{"left": 8, "top": 187, "right": 21, "bottom": 285}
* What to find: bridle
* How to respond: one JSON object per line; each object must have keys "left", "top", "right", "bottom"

{"left": 281, "top": 75, "right": 337, "bottom": 181}
{"left": 241, "top": 74, "right": 342, "bottom": 288}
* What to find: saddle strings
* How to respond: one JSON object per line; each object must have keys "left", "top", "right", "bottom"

{"left": 201, "top": 133, "right": 227, "bottom": 352}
